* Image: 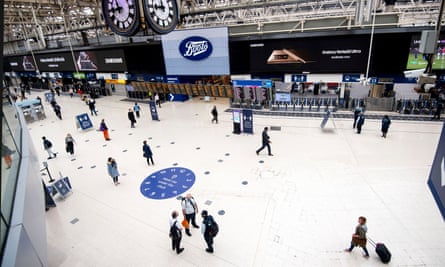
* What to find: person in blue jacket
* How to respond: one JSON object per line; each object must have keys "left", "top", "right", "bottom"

{"left": 381, "top": 115, "right": 391, "bottom": 138}
{"left": 142, "top": 140, "right": 154, "bottom": 166}
{"left": 107, "top": 157, "right": 120, "bottom": 185}
{"left": 356, "top": 112, "right": 365, "bottom": 134}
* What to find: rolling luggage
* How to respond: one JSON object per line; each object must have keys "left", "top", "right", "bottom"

{"left": 368, "top": 237, "right": 391, "bottom": 263}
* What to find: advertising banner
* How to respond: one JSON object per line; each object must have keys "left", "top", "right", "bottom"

{"left": 161, "top": 27, "right": 230, "bottom": 75}
{"left": 149, "top": 100, "right": 160, "bottom": 121}
{"left": 7, "top": 55, "right": 37, "bottom": 71}
{"left": 242, "top": 109, "right": 253, "bottom": 134}
{"left": 35, "top": 53, "right": 75, "bottom": 72}
{"left": 249, "top": 36, "right": 369, "bottom": 73}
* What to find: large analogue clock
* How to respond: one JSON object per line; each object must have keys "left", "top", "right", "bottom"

{"left": 102, "top": 0, "right": 141, "bottom": 36}
{"left": 142, "top": 0, "right": 179, "bottom": 34}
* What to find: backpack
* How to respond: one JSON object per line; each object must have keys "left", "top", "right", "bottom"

{"left": 169, "top": 221, "right": 181, "bottom": 240}
{"left": 207, "top": 217, "right": 219, "bottom": 237}
{"left": 44, "top": 140, "right": 52, "bottom": 148}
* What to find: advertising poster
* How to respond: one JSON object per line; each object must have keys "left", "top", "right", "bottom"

{"left": 161, "top": 27, "right": 230, "bottom": 75}
{"left": 406, "top": 34, "right": 445, "bottom": 70}
{"left": 249, "top": 36, "right": 369, "bottom": 73}
{"left": 7, "top": 55, "right": 37, "bottom": 71}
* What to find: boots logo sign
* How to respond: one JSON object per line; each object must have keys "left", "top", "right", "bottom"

{"left": 179, "top": 36, "right": 213, "bottom": 61}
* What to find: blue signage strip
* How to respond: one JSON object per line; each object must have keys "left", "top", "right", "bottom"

{"left": 149, "top": 100, "right": 160, "bottom": 121}
{"left": 342, "top": 74, "right": 361, "bottom": 82}
{"left": 140, "top": 167, "right": 196, "bottom": 200}
{"left": 291, "top": 74, "right": 307, "bottom": 82}
{"left": 428, "top": 122, "right": 445, "bottom": 221}
{"left": 76, "top": 113, "right": 93, "bottom": 130}
{"left": 232, "top": 79, "right": 273, "bottom": 88}
{"left": 242, "top": 109, "right": 253, "bottom": 134}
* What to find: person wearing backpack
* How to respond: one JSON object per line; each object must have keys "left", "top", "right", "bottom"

{"left": 169, "top": 210, "right": 184, "bottom": 254}
{"left": 201, "top": 210, "right": 218, "bottom": 253}
{"left": 42, "top": 136, "right": 57, "bottom": 159}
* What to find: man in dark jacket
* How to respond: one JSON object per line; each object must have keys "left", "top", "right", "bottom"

{"left": 128, "top": 108, "right": 136, "bottom": 128}
{"left": 88, "top": 99, "right": 97, "bottom": 116}
{"left": 256, "top": 127, "right": 273, "bottom": 156}
{"left": 201, "top": 210, "right": 215, "bottom": 253}
{"left": 432, "top": 101, "right": 443, "bottom": 120}
{"left": 353, "top": 107, "right": 362, "bottom": 128}
{"left": 356, "top": 112, "right": 365, "bottom": 134}
{"left": 142, "top": 140, "right": 154, "bottom": 166}
{"left": 381, "top": 115, "right": 391, "bottom": 138}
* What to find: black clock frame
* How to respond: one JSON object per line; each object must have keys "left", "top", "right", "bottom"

{"left": 102, "top": 0, "right": 141, "bottom": 37}
{"left": 142, "top": 0, "right": 179, "bottom": 34}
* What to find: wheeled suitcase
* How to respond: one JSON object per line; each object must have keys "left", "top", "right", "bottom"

{"left": 368, "top": 238, "right": 391, "bottom": 263}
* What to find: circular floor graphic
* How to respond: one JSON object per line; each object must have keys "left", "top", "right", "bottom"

{"left": 140, "top": 167, "right": 195, "bottom": 200}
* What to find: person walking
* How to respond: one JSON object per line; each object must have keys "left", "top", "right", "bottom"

{"left": 99, "top": 119, "right": 111, "bottom": 141}
{"left": 353, "top": 107, "right": 362, "bottom": 128}
{"left": 65, "top": 133, "right": 76, "bottom": 155}
{"left": 155, "top": 93, "right": 161, "bottom": 108}
{"left": 169, "top": 210, "right": 185, "bottom": 254}
{"left": 344, "top": 216, "right": 370, "bottom": 258}
{"left": 201, "top": 210, "right": 215, "bottom": 253}
{"left": 133, "top": 102, "right": 141, "bottom": 118}
{"left": 88, "top": 98, "right": 97, "bottom": 116}
{"left": 256, "top": 127, "right": 273, "bottom": 156}
{"left": 54, "top": 103, "right": 62, "bottom": 119}
{"left": 142, "top": 140, "right": 154, "bottom": 166}
{"left": 42, "top": 136, "right": 57, "bottom": 159}
{"left": 211, "top": 105, "right": 218, "bottom": 123}
{"left": 432, "top": 101, "right": 443, "bottom": 120}
{"left": 356, "top": 112, "right": 365, "bottom": 134}
{"left": 128, "top": 108, "right": 137, "bottom": 128}
{"left": 381, "top": 115, "right": 391, "bottom": 138}
{"left": 107, "top": 157, "right": 120, "bottom": 185}
{"left": 181, "top": 193, "right": 200, "bottom": 237}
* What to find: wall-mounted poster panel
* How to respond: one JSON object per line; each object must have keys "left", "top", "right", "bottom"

{"left": 7, "top": 55, "right": 37, "bottom": 71}
{"left": 161, "top": 27, "right": 230, "bottom": 75}
{"left": 249, "top": 35, "right": 370, "bottom": 74}
{"left": 35, "top": 53, "right": 75, "bottom": 72}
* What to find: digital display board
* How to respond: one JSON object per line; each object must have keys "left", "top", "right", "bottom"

{"left": 77, "top": 49, "right": 127, "bottom": 72}
{"left": 406, "top": 34, "right": 445, "bottom": 70}
{"left": 249, "top": 36, "right": 369, "bottom": 73}
{"left": 7, "top": 55, "right": 37, "bottom": 71}
{"left": 35, "top": 52, "right": 75, "bottom": 71}
{"left": 161, "top": 27, "right": 230, "bottom": 75}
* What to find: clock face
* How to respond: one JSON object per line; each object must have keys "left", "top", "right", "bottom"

{"left": 102, "top": 0, "right": 141, "bottom": 36}
{"left": 142, "top": 0, "right": 179, "bottom": 34}
{"left": 140, "top": 167, "right": 196, "bottom": 200}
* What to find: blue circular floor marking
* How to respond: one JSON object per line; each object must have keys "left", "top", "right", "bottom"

{"left": 242, "top": 181, "right": 248, "bottom": 185}
{"left": 218, "top": 210, "right": 225, "bottom": 215}
{"left": 140, "top": 167, "right": 196, "bottom": 200}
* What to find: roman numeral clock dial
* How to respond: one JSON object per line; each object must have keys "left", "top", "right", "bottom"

{"left": 143, "top": 0, "right": 179, "bottom": 34}
{"left": 102, "top": 0, "right": 141, "bottom": 36}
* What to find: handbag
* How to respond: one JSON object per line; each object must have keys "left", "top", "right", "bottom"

{"left": 181, "top": 218, "right": 190, "bottom": 229}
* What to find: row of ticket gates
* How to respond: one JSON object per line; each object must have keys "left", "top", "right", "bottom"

{"left": 270, "top": 97, "right": 339, "bottom": 112}
{"left": 396, "top": 99, "right": 444, "bottom": 115}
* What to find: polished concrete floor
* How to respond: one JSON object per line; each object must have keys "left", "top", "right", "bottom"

{"left": 25, "top": 91, "right": 445, "bottom": 267}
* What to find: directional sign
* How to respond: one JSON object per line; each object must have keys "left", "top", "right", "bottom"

{"left": 428, "top": 122, "right": 445, "bottom": 221}
{"left": 75, "top": 113, "right": 93, "bottom": 130}
{"left": 140, "top": 167, "right": 196, "bottom": 200}
{"left": 148, "top": 100, "right": 159, "bottom": 121}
